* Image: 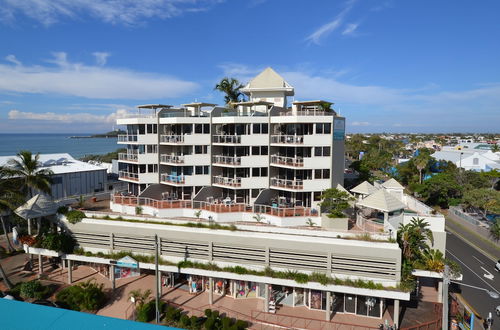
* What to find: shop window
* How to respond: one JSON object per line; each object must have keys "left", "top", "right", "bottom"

{"left": 345, "top": 294, "right": 356, "bottom": 313}
{"left": 367, "top": 297, "right": 381, "bottom": 317}
{"left": 356, "top": 296, "right": 368, "bottom": 316}
{"left": 332, "top": 293, "right": 344, "bottom": 313}
{"left": 310, "top": 290, "right": 323, "bottom": 310}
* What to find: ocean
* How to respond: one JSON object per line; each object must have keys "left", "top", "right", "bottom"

{"left": 0, "top": 134, "right": 121, "bottom": 159}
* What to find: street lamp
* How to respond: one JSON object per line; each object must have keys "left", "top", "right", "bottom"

{"left": 449, "top": 281, "right": 500, "bottom": 299}
{"left": 459, "top": 152, "right": 464, "bottom": 170}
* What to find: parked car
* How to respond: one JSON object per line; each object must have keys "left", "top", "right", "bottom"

{"left": 495, "top": 260, "right": 500, "bottom": 272}
{"left": 0, "top": 291, "right": 14, "bottom": 300}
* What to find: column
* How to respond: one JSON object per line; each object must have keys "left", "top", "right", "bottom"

{"left": 67, "top": 259, "right": 73, "bottom": 284}
{"left": 264, "top": 284, "right": 269, "bottom": 312}
{"left": 110, "top": 264, "right": 115, "bottom": 291}
{"left": 208, "top": 277, "right": 214, "bottom": 305}
{"left": 325, "top": 292, "right": 331, "bottom": 321}
{"left": 38, "top": 254, "right": 43, "bottom": 277}
{"left": 393, "top": 299, "right": 400, "bottom": 328}
{"left": 438, "top": 281, "right": 443, "bottom": 303}
{"left": 232, "top": 280, "right": 237, "bottom": 298}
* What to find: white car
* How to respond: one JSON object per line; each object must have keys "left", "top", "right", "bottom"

{"left": 496, "top": 260, "right": 500, "bottom": 272}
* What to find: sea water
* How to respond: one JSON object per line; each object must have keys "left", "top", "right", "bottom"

{"left": 0, "top": 134, "right": 120, "bottom": 159}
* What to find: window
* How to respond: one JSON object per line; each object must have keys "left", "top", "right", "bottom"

{"left": 146, "top": 124, "right": 157, "bottom": 134}
{"left": 262, "top": 124, "right": 268, "bottom": 134}
{"left": 252, "top": 146, "right": 268, "bottom": 155}
{"left": 146, "top": 145, "right": 157, "bottom": 153}
{"left": 315, "top": 123, "right": 331, "bottom": 134}
{"left": 314, "top": 169, "right": 330, "bottom": 179}
{"left": 195, "top": 166, "right": 209, "bottom": 175}
{"left": 315, "top": 146, "right": 330, "bottom": 156}
{"left": 147, "top": 164, "right": 158, "bottom": 173}
{"left": 252, "top": 167, "right": 268, "bottom": 177}
{"left": 252, "top": 124, "right": 268, "bottom": 134}
{"left": 314, "top": 192, "right": 322, "bottom": 201}
{"left": 203, "top": 124, "right": 210, "bottom": 134}
{"left": 252, "top": 189, "right": 260, "bottom": 198}
{"left": 253, "top": 124, "right": 261, "bottom": 134}
{"left": 195, "top": 124, "right": 202, "bottom": 134}
{"left": 195, "top": 145, "right": 208, "bottom": 154}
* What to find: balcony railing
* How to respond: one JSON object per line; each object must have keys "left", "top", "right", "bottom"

{"left": 212, "top": 135, "right": 241, "bottom": 144}
{"left": 277, "top": 110, "right": 333, "bottom": 116}
{"left": 119, "top": 171, "right": 139, "bottom": 181}
{"left": 160, "top": 174, "right": 186, "bottom": 184}
{"left": 118, "top": 134, "right": 138, "bottom": 142}
{"left": 213, "top": 175, "right": 242, "bottom": 187}
{"left": 270, "top": 155, "right": 304, "bottom": 167}
{"left": 160, "top": 135, "right": 185, "bottom": 144}
{"left": 160, "top": 154, "right": 185, "bottom": 164}
{"left": 118, "top": 153, "right": 138, "bottom": 162}
{"left": 112, "top": 194, "right": 316, "bottom": 217}
{"left": 270, "top": 177, "right": 303, "bottom": 190}
{"left": 213, "top": 155, "right": 242, "bottom": 166}
{"left": 270, "top": 135, "right": 304, "bottom": 144}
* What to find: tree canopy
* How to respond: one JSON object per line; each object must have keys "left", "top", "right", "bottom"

{"left": 214, "top": 77, "right": 244, "bottom": 105}
{"left": 319, "top": 188, "right": 354, "bottom": 218}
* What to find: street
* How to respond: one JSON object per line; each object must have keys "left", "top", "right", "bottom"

{"left": 445, "top": 230, "right": 500, "bottom": 327}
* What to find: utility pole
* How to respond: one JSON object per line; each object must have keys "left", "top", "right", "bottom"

{"left": 442, "top": 265, "right": 450, "bottom": 330}
{"left": 154, "top": 234, "right": 160, "bottom": 324}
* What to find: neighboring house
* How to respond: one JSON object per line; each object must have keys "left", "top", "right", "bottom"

{"left": 0, "top": 153, "right": 107, "bottom": 199}
{"left": 431, "top": 149, "right": 500, "bottom": 172}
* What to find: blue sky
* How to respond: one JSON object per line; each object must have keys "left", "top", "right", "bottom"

{"left": 0, "top": 0, "right": 499, "bottom": 133}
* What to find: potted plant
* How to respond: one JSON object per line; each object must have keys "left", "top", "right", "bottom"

{"left": 319, "top": 188, "right": 354, "bottom": 230}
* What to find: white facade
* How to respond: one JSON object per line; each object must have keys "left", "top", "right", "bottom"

{"left": 116, "top": 68, "right": 345, "bottom": 213}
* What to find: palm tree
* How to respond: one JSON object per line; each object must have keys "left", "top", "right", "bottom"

{"left": 253, "top": 213, "right": 265, "bottom": 223}
{"left": 491, "top": 144, "right": 500, "bottom": 153}
{"left": 422, "top": 249, "right": 445, "bottom": 272}
{"left": 397, "top": 217, "right": 434, "bottom": 261}
{"left": 4, "top": 150, "right": 53, "bottom": 199}
{"left": 129, "top": 288, "right": 152, "bottom": 306}
{"left": 214, "top": 77, "right": 244, "bottom": 105}
{"left": 414, "top": 155, "right": 429, "bottom": 184}
{"left": 0, "top": 167, "right": 24, "bottom": 253}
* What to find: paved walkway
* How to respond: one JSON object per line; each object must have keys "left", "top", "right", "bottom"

{"left": 444, "top": 210, "right": 500, "bottom": 261}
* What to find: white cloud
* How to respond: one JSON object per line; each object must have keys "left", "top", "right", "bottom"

{"left": 8, "top": 108, "right": 131, "bottom": 123}
{"left": 305, "top": 0, "right": 356, "bottom": 44}
{"left": 342, "top": 23, "right": 358, "bottom": 36}
{"left": 0, "top": 0, "right": 223, "bottom": 26}
{"left": 5, "top": 54, "right": 21, "bottom": 65}
{"left": 92, "top": 52, "right": 110, "bottom": 66}
{"left": 351, "top": 121, "right": 370, "bottom": 126}
{"left": 0, "top": 52, "right": 198, "bottom": 99}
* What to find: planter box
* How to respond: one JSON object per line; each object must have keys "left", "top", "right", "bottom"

{"left": 321, "top": 215, "right": 349, "bottom": 230}
{"left": 23, "top": 244, "right": 62, "bottom": 257}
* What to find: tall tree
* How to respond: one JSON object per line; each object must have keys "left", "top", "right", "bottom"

{"left": 214, "top": 77, "right": 244, "bottom": 105}
{"left": 414, "top": 154, "right": 430, "bottom": 184}
{"left": 4, "top": 150, "right": 53, "bottom": 198}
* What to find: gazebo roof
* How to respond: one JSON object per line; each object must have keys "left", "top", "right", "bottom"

{"left": 336, "top": 184, "right": 354, "bottom": 198}
{"left": 382, "top": 178, "right": 404, "bottom": 190}
{"left": 14, "top": 194, "right": 60, "bottom": 219}
{"left": 356, "top": 189, "right": 406, "bottom": 213}
{"left": 350, "top": 181, "right": 378, "bottom": 195}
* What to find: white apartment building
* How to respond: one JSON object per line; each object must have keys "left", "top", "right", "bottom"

{"left": 116, "top": 68, "right": 345, "bottom": 224}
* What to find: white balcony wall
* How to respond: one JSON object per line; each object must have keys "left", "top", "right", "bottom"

{"left": 139, "top": 173, "right": 159, "bottom": 183}
{"left": 303, "top": 179, "right": 330, "bottom": 191}
{"left": 241, "top": 134, "right": 269, "bottom": 145}
{"left": 138, "top": 153, "right": 158, "bottom": 164}
{"left": 270, "top": 116, "right": 334, "bottom": 124}
{"left": 184, "top": 134, "right": 210, "bottom": 145}
{"left": 304, "top": 156, "right": 331, "bottom": 168}
{"left": 137, "top": 134, "right": 159, "bottom": 144}
{"left": 212, "top": 117, "right": 268, "bottom": 124}
{"left": 184, "top": 154, "right": 211, "bottom": 165}
{"left": 185, "top": 174, "right": 211, "bottom": 186}
{"left": 241, "top": 155, "right": 268, "bottom": 167}
{"left": 242, "top": 177, "right": 268, "bottom": 189}
{"left": 303, "top": 134, "right": 332, "bottom": 146}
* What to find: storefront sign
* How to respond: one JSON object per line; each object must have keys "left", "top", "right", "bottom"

{"left": 116, "top": 256, "right": 139, "bottom": 269}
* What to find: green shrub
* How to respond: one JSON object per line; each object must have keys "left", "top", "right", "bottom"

{"left": 56, "top": 279, "right": 106, "bottom": 311}
{"left": 136, "top": 301, "right": 155, "bottom": 322}
{"left": 57, "top": 206, "right": 69, "bottom": 215}
{"left": 190, "top": 315, "right": 200, "bottom": 329}
{"left": 235, "top": 320, "right": 248, "bottom": 330}
{"left": 38, "top": 232, "right": 76, "bottom": 254}
{"left": 19, "top": 280, "right": 51, "bottom": 300}
{"left": 204, "top": 308, "right": 212, "bottom": 318}
{"left": 135, "top": 206, "right": 143, "bottom": 215}
{"left": 165, "top": 306, "right": 182, "bottom": 322}
{"left": 179, "top": 314, "right": 190, "bottom": 327}
{"left": 66, "top": 210, "right": 85, "bottom": 224}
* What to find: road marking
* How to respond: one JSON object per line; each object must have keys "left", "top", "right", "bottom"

{"left": 446, "top": 250, "right": 499, "bottom": 294}
{"left": 480, "top": 266, "right": 494, "bottom": 280}
{"left": 472, "top": 256, "right": 484, "bottom": 265}
{"left": 445, "top": 227, "right": 497, "bottom": 263}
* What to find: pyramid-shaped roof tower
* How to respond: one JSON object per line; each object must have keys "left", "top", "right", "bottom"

{"left": 241, "top": 67, "right": 294, "bottom": 96}
{"left": 356, "top": 189, "right": 406, "bottom": 213}
{"left": 381, "top": 178, "right": 404, "bottom": 190}
{"left": 350, "top": 181, "right": 378, "bottom": 195}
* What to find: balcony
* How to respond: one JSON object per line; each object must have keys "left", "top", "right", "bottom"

{"left": 160, "top": 174, "right": 186, "bottom": 185}
{"left": 212, "top": 135, "right": 241, "bottom": 144}
{"left": 213, "top": 175, "right": 242, "bottom": 188}
{"left": 270, "top": 155, "right": 304, "bottom": 167}
{"left": 160, "top": 135, "right": 184, "bottom": 144}
{"left": 270, "top": 135, "right": 304, "bottom": 145}
{"left": 160, "top": 154, "right": 185, "bottom": 164}
{"left": 213, "top": 155, "right": 242, "bottom": 166}
{"left": 270, "top": 177, "right": 303, "bottom": 190}
{"left": 119, "top": 171, "right": 139, "bottom": 181}
{"left": 118, "top": 153, "right": 138, "bottom": 162}
{"left": 117, "top": 134, "right": 138, "bottom": 143}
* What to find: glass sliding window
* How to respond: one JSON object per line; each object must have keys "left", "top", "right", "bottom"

{"left": 367, "top": 297, "right": 381, "bottom": 317}
{"left": 332, "top": 293, "right": 344, "bottom": 313}
{"left": 344, "top": 294, "right": 356, "bottom": 313}
{"left": 356, "top": 295, "right": 368, "bottom": 316}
